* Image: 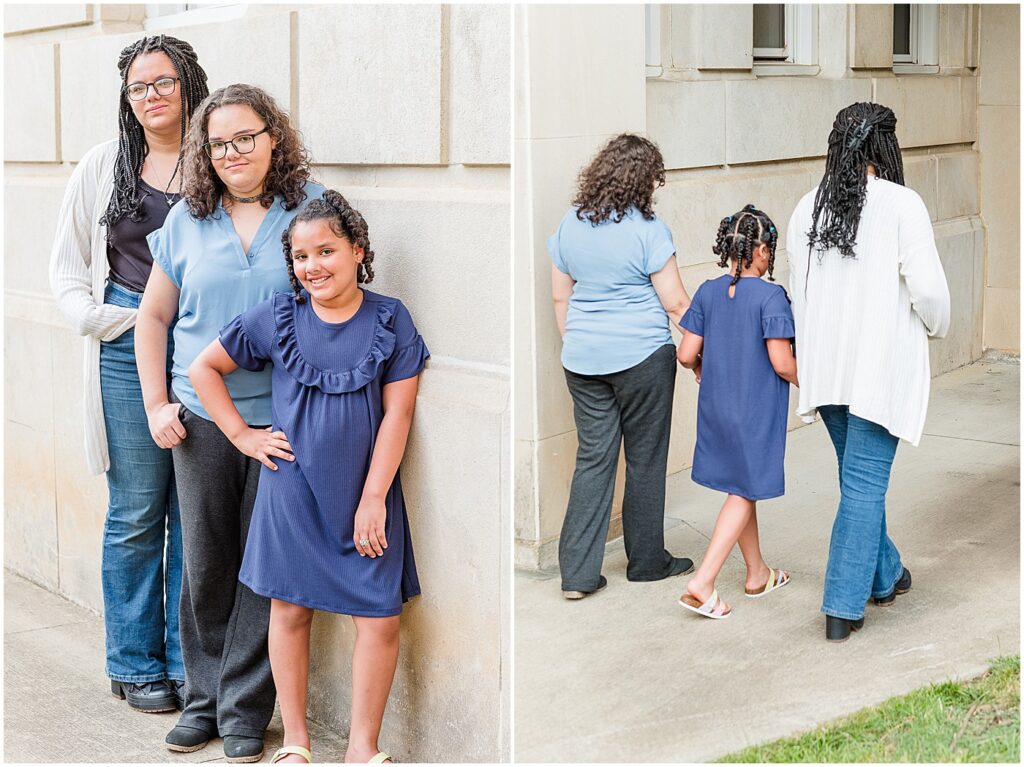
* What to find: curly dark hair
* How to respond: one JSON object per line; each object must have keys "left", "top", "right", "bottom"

{"left": 712, "top": 204, "right": 779, "bottom": 289}
{"left": 181, "top": 84, "right": 312, "bottom": 219}
{"left": 281, "top": 190, "right": 375, "bottom": 304}
{"left": 572, "top": 134, "right": 666, "bottom": 225}
{"left": 808, "top": 102, "right": 905, "bottom": 259}
{"left": 100, "top": 35, "right": 209, "bottom": 232}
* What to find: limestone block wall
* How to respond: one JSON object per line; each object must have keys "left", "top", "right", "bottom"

{"left": 4, "top": 4, "right": 510, "bottom": 762}
{"left": 515, "top": 4, "right": 1011, "bottom": 571}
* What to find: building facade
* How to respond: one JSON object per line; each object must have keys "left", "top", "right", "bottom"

{"left": 515, "top": 3, "right": 1019, "bottom": 570}
{"left": 4, "top": 3, "right": 510, "bottom": 761}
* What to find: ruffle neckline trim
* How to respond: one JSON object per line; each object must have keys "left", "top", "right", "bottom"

{"left": 274, "top": 293, "right": 396, "bottom": 393}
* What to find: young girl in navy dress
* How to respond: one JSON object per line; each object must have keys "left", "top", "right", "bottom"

{"left": 189, "top": 190, "right": 428, "bottom": 764}
{"left": 676, "top": 205, "right": 797, "bottom": 620}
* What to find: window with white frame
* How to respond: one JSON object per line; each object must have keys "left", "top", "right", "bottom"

{"left": 145, "top": 3, "right": 241, "bottom": 29}
{"left": 752, "top": 4, "right": 816, "bottom": 66}
{"left": 893, "top": 4, "right": 939, "bottom": 69}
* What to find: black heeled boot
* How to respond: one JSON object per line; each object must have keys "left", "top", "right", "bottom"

{"left": 825, "top": 615, "right": 865, "bottom": 642}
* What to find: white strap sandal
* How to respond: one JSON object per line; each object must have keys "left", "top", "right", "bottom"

{"left": 745, "top": 567, "right": 791, "bottom": 598}
{"left": 678, "top": 588, "right": 732, "bottom": 619}
{"left": 271, "top": 745, "right": 312, "bottom": 763}
{"left": 369, "top": 752, "right": 393, "bottom": 764}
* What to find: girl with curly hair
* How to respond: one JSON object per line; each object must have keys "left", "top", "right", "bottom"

{"left": 135, "top": 84, "right": 325, "bottom": 761}
{"left": 787, "top": 102, "right": 950, "bottom": 643}
{"left": 548, "top": 134, "right": 695, "bottom": 599}
{"left": 676, "top": 205, "right": 797, "bottom": 620}
{"left": 190, "top": 190, "right": 427, "bottom": 764}
{"left": 49, "top": 34, "right": 208, "bottom": 715}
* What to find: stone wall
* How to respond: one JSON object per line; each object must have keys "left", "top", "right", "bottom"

{"left": 515, "top": 4, "right": 1016, "bottom": 571}
{"left": 3, "top": 4, "right": 510, "bottom": 762}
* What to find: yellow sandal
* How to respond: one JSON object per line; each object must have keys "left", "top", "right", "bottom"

{"left": 271, "top": 745, "right": 312, "bottom": 764}
{"left": 369, "top": 753, "right": 393, "bottom": 764}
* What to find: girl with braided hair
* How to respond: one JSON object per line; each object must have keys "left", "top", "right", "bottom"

{"left": 135, "top": 84, "right": 325, "bottom": 760}
{"left": 676, "top": 205, "right": 797, "bottom": 620}
{"left": 48, "top": 34, "right": 208, "bottom": 714}
{"left": 787, "top": 102, "right": 950, "bottom": 642}
{"left": 548, "top": 134, "right": 696, "bottom": 599}
{"left": 190, "top": 190, "right": 427, "bottom": 765}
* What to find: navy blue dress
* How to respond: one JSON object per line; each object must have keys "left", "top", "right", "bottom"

{"left": 220, "top": 289, "right": 429, "bottom": 616}
{"left": 679, "top": 276, "right": 795, "bottom": 501}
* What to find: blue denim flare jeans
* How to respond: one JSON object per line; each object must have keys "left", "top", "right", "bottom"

{"left": 99, "top": 280, "right": 183, "bottom": 683}
{"left": 818, "top": 405, "right": 905, "bottom": 621}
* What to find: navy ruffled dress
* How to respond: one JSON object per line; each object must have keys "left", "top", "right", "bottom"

{"left": 220, "top": 289, "right": 428, "bottom": 616}
{"left": 679, "top": 276, "right": 795, "bottom": 501}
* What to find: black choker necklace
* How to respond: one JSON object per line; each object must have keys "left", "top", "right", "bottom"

{"left": 226, "top": 191, "right": 262, "bottom": 204}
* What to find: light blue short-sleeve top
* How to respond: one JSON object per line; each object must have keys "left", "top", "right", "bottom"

{"left": 147, "top": 181, "right": 326, "bottom": 424}
{"left": 547, "top": 206, "right": 676, "bottom": 375}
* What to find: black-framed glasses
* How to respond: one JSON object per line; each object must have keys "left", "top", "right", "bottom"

{"left": 126, "top": 77, "right": 179, "bottom": 102}
{"left": 204, "top": 128, "right": 270, "bottom": 160}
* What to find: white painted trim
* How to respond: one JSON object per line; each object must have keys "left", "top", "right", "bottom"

{"left": 645, "top": 4, "right": 661, "bottom": 69}
{"left": 893, "top": 4, "right": 937, "bottom": 67}
{"left": 144, "top": 2, "right": 247, "bottom": 30}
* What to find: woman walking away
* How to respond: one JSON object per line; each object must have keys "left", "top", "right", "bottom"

{"left": 548, "top": 134, "right": 695, "bottom": 599}
{"left": 787, "top": 102, "right": 950, "bottom": 643}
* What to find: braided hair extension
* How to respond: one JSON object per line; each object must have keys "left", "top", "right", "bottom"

{"left": 281, "top": 190, "right": 375, "bottom": 304}
{"left": 807, "top": 102, "right": 904, "bottom": 259}
{"left": 572, "top": 134, "right": 666, "bottom": 225}
{"left": 100, "top": 35, "right": 209, "bottom": 231}
{"left": 182, "top": 84, "right": 312, "bottom": 220}
{"left": 711, "top": 204, "right": 779, "bottom": 289}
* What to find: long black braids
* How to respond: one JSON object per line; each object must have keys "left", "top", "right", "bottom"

{"left": 807, "top": 102, "right": 904, "bottom": 259}
{"left": 281, "top": 190, "right": 376, "bottom": 304}
{"left": 712, "top": 204, "right": 778, "bottom": 289}
{"left": 100, "top": 35, "right": 209, "bottom": 231}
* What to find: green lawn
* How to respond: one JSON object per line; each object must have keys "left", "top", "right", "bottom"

{"left": 720, "top": 656, "right": 1020, "bottom": 763}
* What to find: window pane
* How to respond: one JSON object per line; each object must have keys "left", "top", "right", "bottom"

{"left": 893, "top": 4, "right": 911, "bottom": 56}
{"left": 753, "top": 4, "right": 786, "bottom": 50}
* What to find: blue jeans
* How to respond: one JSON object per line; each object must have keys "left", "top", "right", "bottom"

{"left": 818, "top": 405, "right": 904, "bottom": 620}
{"left": 99, "top": 280, "right": 183, "bottom": 683}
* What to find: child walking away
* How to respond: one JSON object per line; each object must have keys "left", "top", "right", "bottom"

{"left": 675, "top": 205, "right": 797, "bottom": 620}
{"left": 189, "top": 190, "right": 428, "bottom": 764}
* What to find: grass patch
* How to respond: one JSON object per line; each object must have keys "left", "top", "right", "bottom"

{"left": 720, "top": 656, "right": 1020, "bottom": 763}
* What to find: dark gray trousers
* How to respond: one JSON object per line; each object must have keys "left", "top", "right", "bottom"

{"left": 171, "top": 402, "right": 275, "bottom": 738}
{"left": 560, "top": 344, "right": 677, "bottom": 591}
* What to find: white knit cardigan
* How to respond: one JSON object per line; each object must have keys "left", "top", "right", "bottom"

{"left": 787, "top": 177, "right": 951, "bottom": 446}
{"left": 49, "top": 139, "right": 139, "bottom": 475}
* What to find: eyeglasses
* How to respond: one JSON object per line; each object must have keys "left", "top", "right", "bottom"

{"left": 203, "top": 128, "right": 270, "bottom": 160}
{"left": 126, "top": 77, "right": 179, "bottom": 102}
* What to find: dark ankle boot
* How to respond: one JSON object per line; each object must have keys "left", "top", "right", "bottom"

{"left": 825, "top": 615, "right": 865, "bottom": 642}
{"left": 874, "top": 567, "right": 912, "bottom": 605}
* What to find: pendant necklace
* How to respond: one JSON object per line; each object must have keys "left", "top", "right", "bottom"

{"left": 146, "top": 156, "right": 181, "bottom": 207}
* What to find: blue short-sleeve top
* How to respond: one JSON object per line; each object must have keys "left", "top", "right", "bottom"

{"left": 147, "top": 181, "right": 326, "bottom": 424}
{"left": 547, "top": 206, "right": 676, "bottom": 375}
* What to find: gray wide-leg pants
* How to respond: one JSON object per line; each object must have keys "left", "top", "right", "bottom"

{"left": 559, "top": 344, "right": 677, "bottom": 591}
{"left": 171, "top": 402, "right": 276, "bottom": 738}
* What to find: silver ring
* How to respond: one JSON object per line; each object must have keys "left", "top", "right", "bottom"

{"left": 359, "top": 538, "right": 370, "bottom": 546}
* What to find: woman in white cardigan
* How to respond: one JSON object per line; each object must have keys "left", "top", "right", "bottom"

{"left": 48, "top": 35, "right": 208, "bottom": 712}
{"left": 787, "top": 102, "right": 950, "bottom": 643}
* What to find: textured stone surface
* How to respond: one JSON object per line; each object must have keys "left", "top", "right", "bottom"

{"left": 450, "top": 4, "right": 511, "bottom": 165}
{"left": 524, "top": 4, "right": 645, "bottom": 140}
{"left": 936, "top": 152, "right": 979, "bottom": 220}
{"left": 984, "top": 287, "right": 1020, "bottom": 351}
{"left": 668, "top": 4, "right": 752, "bottom": 70}
{"left": 874, "top": 76, "right": 971, "bottom": 149}
{"left": 850, "top": 4, "right": 894, "bottom": 69}
{"left": 929, "top": 219, "right": 983, "bottom": 376}
{"left": 5, "top": 179, "right": 65, "bottom": 296}
{"left": 298, "top": 5, "right": 442, "bottom": 164}
{"left": 516, "top": 358, "right": 1020, "bottom": 762}
{"left": 3, "top": 3, "right": 91, "bottom": 34}
{"left": 903, "top": 155, "right": 939, "bottom": 221}
{"left": 979, "top": 4, "right": 1020, "bottom": 106}
{"left": 725, "top": 78, "right": 872, "bottom": 164}
{"left": 647, "top": 80, "right": 726, "bottom": 170}
{"left": 4, "top": 43, "right": 58, "bottom": 162}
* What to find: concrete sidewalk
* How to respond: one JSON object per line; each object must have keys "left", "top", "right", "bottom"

{"left": 4, "top": 575, "right": 349, "bottom": 763}
{"left": 515, "top": 355, "right": 1020, "bottom": 763}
